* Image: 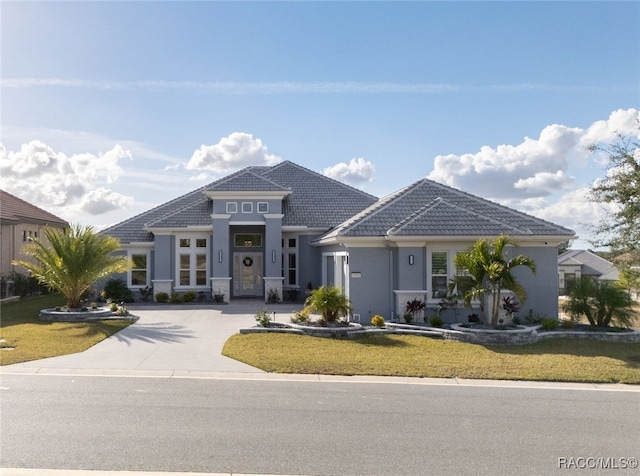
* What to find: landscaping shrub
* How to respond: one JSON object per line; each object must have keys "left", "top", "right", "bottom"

{"left": 540, "top": 318, "right": 559, "bottom": 331}
{"left": 155, "top": 292, "right": 169, "bottom": 303}
{"left": 170, "top": 292, "right": 183, "bottom": 303}
{"left": 430, "top": 315, "right": 444, "bottom": 327}
{"left": 182, "top": 291, "right": 196, "bottom": 303}
{"left": 563, "top": 277, "right": 634, "bottom": 328}
{"left": 101, "top": 278, "right": 134, "bottom": 303}
{"left": 304, "top": 285, "right": 352, "bottom": 323}
{"left": 291, "top": 309, "right": 309, "bottom": 324}
{"left": 267, "top": 288, "right": 280, "bottom": 303}
{"left": 371, "top": 315, "right": 385, "bottom": 328}
{"left": 255, "top": 308, "right": 271, "bottom": 327}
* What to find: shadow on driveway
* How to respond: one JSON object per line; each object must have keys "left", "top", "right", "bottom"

{"left": 112, "top": 321, "right": 195, "bottom": 345}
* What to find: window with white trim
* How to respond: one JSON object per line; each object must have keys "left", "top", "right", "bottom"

{"left": 129, "top": 252, "right": 149, "bottom": 287}
{"left": 431, "top": 251, "right": 449, "bottom": 299}
{"left": 282, "top": 237, "right": 297, "bottom": 286}
{"left": 257, "top": 202, "right": 268, "bottom": 213}
{"left": 428, "top": 248, "right": 469, "bottom": 300}
{"left": 226, "top": 202, "right": 238, "bottom": 213}
{"left": 241, "top": 202, "right": 253, "bottom": 213}
{"left": 177, "top": 237, "right": 208, "bottom": 287}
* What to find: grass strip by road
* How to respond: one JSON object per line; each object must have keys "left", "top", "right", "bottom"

{"left": 223, "top": 333, "right": 640, "bottom": 384}
{"left": 0, "top": 294, "right": 133, "bottom": 366}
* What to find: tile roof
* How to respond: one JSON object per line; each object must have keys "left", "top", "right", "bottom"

{"left": 320, "top": 178, "right": 575, "bottom": 240}
{"left": 102, "top": 161, "right": 378, "bottom": 243}
{"left": 0, "top": 189, "right": 68, "bottom": 227}
{"left": 205, "top": 170, "right": 290, "bottom": 192}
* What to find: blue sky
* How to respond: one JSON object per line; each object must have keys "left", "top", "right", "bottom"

{"left": 1, "top": 1, "right": 639, "bottom": 249}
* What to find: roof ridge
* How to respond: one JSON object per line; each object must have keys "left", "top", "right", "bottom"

{"left": 265, "top": 160, "right": 377, "bottom": 201}
{"left": 386, "top": 197, "right": 442, "bottom": 234}
{"left": 330, "top": 182, "right": 417, "bottom": 236}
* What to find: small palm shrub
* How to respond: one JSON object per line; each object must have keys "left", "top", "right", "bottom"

{"left": 371, "top": 315, "right": 385, "bottom": 328}
{"left": 101, "top": 278, "right": 134, "bottom": 303}
{"left": 563, "top": 277, "right": 633, "bottom": 328}
{"left": 304, "top": 285, "right": 353, "bottom": 323}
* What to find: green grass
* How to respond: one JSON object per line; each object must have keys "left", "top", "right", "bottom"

{"left": 222, "top": 333, "right": 640, "bottom": 384}
{"left": 0, "top": 294, "right": 133, "bottom": 366}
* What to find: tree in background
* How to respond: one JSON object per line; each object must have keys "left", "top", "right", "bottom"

{"left": 588, "top": 129, "right": 640, "bottom": 268}
{"left": 13, "top": 224, "right": 127, "bottom": 309}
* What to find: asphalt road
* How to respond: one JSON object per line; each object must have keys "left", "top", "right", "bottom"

{"left": 1, "top": 374, "right": 638, "bottom": 475}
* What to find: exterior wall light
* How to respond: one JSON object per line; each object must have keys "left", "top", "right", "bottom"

{"left": 409, "top": 255, "right": 415, "bottom": 265}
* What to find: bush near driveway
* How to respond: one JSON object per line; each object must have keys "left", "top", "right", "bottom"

{"left": 0, "top": 294, "right": 133, "bottom": 366}
{"left": 223, "top": 333, "right": 640, "bottom": 384}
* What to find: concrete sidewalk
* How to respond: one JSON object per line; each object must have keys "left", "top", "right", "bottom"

{"left": 1, "top": 302, "right": 301, "bottom": 375}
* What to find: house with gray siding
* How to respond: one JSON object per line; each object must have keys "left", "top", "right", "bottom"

{"left": 558, "top": 249, "right": 620, "bottom": 295}
{"left": 102, "top": 161, "right": 575, "bottom": 322}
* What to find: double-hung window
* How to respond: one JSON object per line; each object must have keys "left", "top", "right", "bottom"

{"left": 177, "top": 237, "right": 208, "bottom": 287}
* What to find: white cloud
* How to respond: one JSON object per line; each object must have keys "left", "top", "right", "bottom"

{"left": 513, "top": 171, "right": 574, "bottom": 195}
{"left": 323, "top": 158, "right": 375, "bottom": 185}
{"left": 527, "top": 187, "right": 618, "bottom": 244}
{"left": 428, "top": 108, "right": 639, "bottom": 201}
{"left": 185, "top": 132, "right": 281, "bottom": 173}
{"left": 0, "top": 140, "right": 134, "bottom": 216}
{"left": 79, "top": 187, "right": 134, "bottom": 215}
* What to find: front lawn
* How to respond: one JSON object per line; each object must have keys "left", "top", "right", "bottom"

{"left": 223, "top": 333, "right": 640, "bottom": 384}
{"left": 0, "top": 294, "right": 133, "bottom": 366}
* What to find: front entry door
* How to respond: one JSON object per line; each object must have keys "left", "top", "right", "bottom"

{"left": 233, "top": 252, "right": 263, "bottom": 297}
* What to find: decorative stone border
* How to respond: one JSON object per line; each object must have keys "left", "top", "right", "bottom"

{"left": 443, "top": 324, "right": 640, "bottom": 345}
{"left": 39, "top": 307, "right": 139, "bottom": 322}
{"left": 240, "top": 321, "right": 446, "bottom": 339}
{"left": 239, "top": 319, "right": 640, "bottom": 344}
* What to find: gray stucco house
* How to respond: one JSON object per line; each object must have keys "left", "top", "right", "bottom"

{"left": 558, "top": 249, "right": 620, "bottom": 295}
{"left": 102, "top": 161, "right": 575, "bottom": 322}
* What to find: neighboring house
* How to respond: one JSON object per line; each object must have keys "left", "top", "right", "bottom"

{"left": 102, "top": 161, "right": 575, "bottom": 321}
{"left": 0, "top": 189, "right": 69, "bottom": 278}
{"left": 558, "top": 249, "right": 620, "bottom": 295}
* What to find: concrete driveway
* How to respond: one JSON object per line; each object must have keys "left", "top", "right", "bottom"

{"left": 2, "top": 302, "right": 301, "bottom": 377}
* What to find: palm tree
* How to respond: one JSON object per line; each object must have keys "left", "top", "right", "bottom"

{"left": 451, "top": 235, "right": 536, "bottom": 326}
{"left": 304, "top": 285, "right": 353, "bottom": 323}
{"left": 13, "top": 224, "right": 127, "bottom": 309}
{"left": 563, "top": 277, "right": 633, "bottom": 328}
